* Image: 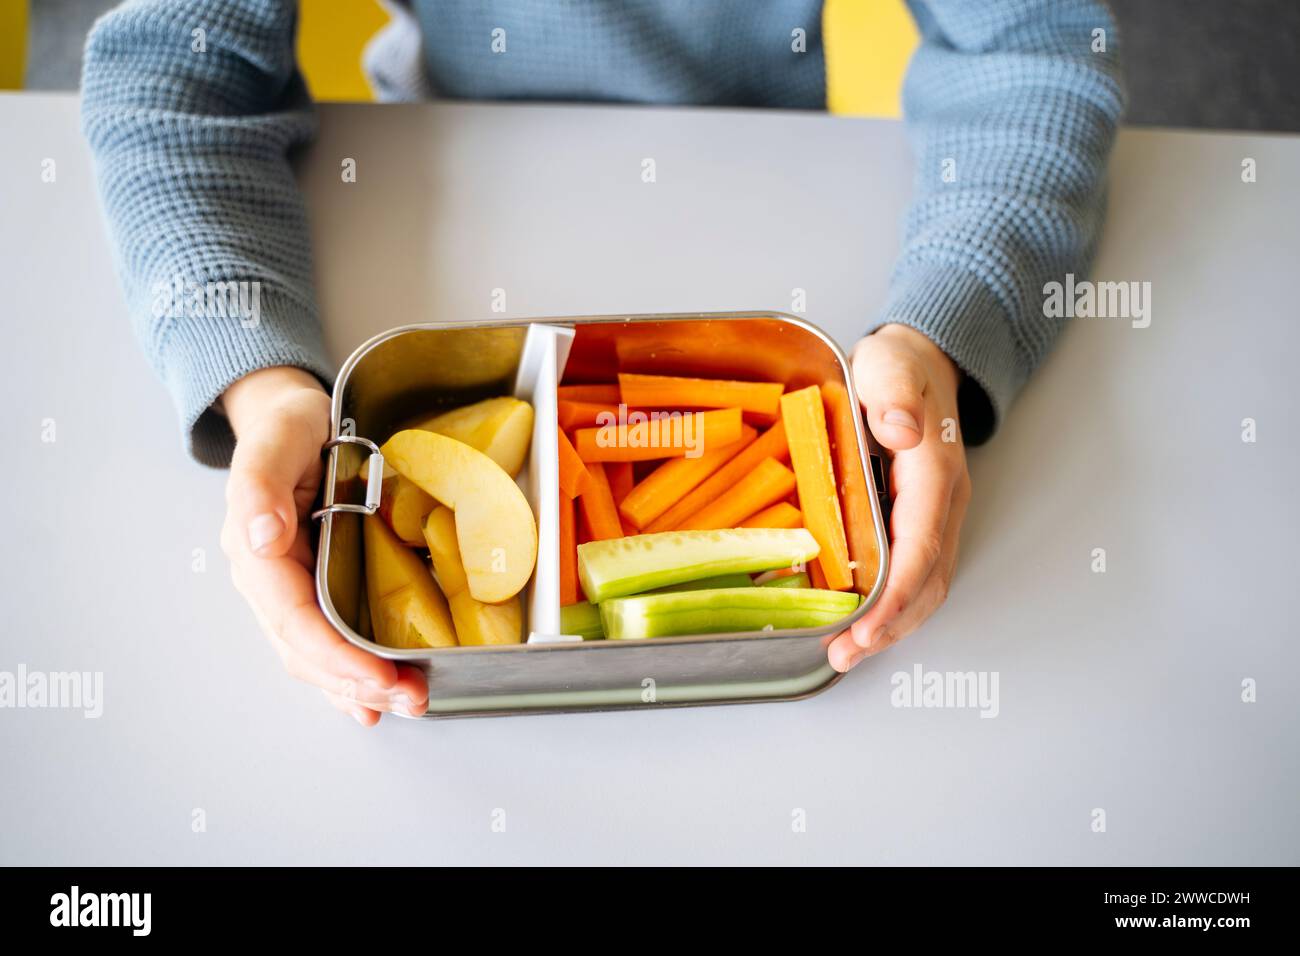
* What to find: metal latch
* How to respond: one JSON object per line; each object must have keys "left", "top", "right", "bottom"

{"left": 311, "top": 435, "right": 385, "bottom": 521}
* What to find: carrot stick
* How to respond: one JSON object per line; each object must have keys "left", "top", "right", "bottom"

{"left": 573, "top": 408, "right": 743, "bottom": 462}
{"left": 675, "top": 458, "right": 797, "bottom": 531}
{"left": 618, "top": 424, "right": 758, "bottom": 529}
{"left": 609, "top": 463, "right": 638, "bottom": 535}
{"left": 577, "top": 462, "right": 624, "bottom": 540}
{"left": 823, "top": 380, "right": 880, "bottom": 591}
{"left": 740, "top": 501, "right": 802, "bottom": 529}
{"left": 780, "top": 385, "right": 852, "bottom": 590}
{"left": 607, "top": 461, "right": 635, "bottom": 505}
{"left": 558, "top": 401, "right": 651, "bottom": 430}
{"left": 558, "top": 384, "right": 620, "bottom": 404}
{"left": 559, "top": 493, "right": 579, "bottom": 605}
{"left": 557, "top": 427, "right": 590, "bottom": 499}
{"left": 576, "top": 506, "right": 593, "bottom": 545}
{"left": 808, "top": 557, "right": 829, "bottom": 589}
{"left": 645, "top": 420, "right": 788, "bottom": 532}
{"left": 619, "top": 373, "right": 783, "bottom": 417}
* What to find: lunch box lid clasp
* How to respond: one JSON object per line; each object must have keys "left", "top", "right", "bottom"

{"left": 311, "top": 434, "right": 385, "bottom": 521}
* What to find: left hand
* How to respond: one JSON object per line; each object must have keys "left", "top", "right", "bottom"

{"left": 826, "top": 323, "right": 971, "bottom": 672}
{"left": 220, "top": 366, "right": 430, "bottom": 725}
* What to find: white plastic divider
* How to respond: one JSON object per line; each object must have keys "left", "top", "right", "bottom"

{"left": 511, "top": 323, "right": 578, "bottom": 644}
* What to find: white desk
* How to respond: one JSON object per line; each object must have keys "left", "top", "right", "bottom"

{"left": 1, "top": 93, "right": 1296, "bottom": 865}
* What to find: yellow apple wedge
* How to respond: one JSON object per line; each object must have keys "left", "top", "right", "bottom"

{"left": 409, "top": 397, "right": 534, "bottom": 478}
{"left": 363, "top": 514, "right": 457, "bottom": 649}
{"left": 378, "top": 475, "right": 435, "bottom": 545}
{"left": 423, "top": 507, "right": 521, "bottom": 645}
{"left": 359, "top": 461, "right": 436, "bottom": 546}
{"left": 381, "top": 429, "right": 537, "bottom": 603}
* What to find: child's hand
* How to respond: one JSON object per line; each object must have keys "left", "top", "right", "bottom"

{"left": 219, "top": 366, "right": 429, "bottom": 725}
{"left": 826, "top": 324, "right": 971, "bottom": 672}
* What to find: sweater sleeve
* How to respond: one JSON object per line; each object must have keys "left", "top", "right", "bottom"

{"left": 81, "top": 0, "right": 331, "bottom": 467}
{"left": 871, "top": 0, "right": 1125, "bottom": 444}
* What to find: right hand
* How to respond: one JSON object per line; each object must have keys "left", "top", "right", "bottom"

{"left": 824, "top": 324, "right": 971, "bottom": 672}
{"left": 219, "top": 366, "right": 429, "bottom": 725}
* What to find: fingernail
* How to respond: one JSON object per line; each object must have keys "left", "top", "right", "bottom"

{"left": 390, "top": 694, "right": 415, "bottom": 714}
{"left": 247, "top": 513, "right": 285, "bottom": 553}
{"left": 349, "top": 705, "right": 369, "bottom": 725}
{"left": 869, "top": 627, "right": 892, "bottom": 650}
{"left": 363, "top": 677, "right": 393, "bottom": 693}
{"left": 852, "top": 622, "right": 874, "bottom": 648}
{"left": 883, "top": 409, "right": 920, "bottom": 433}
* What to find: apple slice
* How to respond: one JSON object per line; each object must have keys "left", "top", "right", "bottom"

{"left": 378, "top": 475, "right": 435, "bottom": 546}
{"left": 382, "top": 429, "right": 537, "bottom": 603}
{"left": 423, "top": 507, "right": 521, "bottom": 645}
{"left": 359, "top": 460, "right": 434, "bottom": 546}
{"left": 409, "top": 397, "right": 534, "bottom": 478}
{"left": 363, "top": 515, "right": 456, "bottom": 649}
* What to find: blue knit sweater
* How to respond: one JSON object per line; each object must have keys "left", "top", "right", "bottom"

{"left": 81, "top": 0, "right": 1124, "bottom": 465}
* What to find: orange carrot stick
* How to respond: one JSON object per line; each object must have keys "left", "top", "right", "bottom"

{"left": 557, "top": 401, "right": 651, "bottom": 430}
{"left": 617, "top": 424, "right": 758, "bottom": 529}
{"left": 808, "top": 557, "right": 829, "bottom": 590}
{"left": 559, "top": 493, "right": 579, "bottom": 605}
{"left": 675, "top": 458, "right": 797, "bottom": 531}
{"left": 557, "top": 427, "right": 590, "bottom": 499}
{"left": 573, "top": 408, "right": 743, "bottom": 462}
{"left": 823, "top": 380, "right": 880, "bottom": 591}
{"left": 558, "top": 384, "right": 620, "bottom": 404}
{"left": 610, "top": 463, "right": 638, "bottom": 535}
{"left": 740, "top": 501, "right": 802, "bottom": 529}
{"left": 607, "top": 461, "right": 635, "bottom": 505}
{"left": 780, "top": 385, "right": 852, "bottom": 590}
{"left": 577, "top": 462, "right": 624, "bottom": 540}
{"left": 645, "top": 420, "right": 788, "bottom": 532}
{"left": 619, "top": 373, "right": 783, "bottom": 417}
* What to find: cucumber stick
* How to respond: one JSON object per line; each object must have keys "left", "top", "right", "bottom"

{"left": 560, "top": 575, "right": 752, "bottom": 641}
{"left": 559, "top": 601, "right": 604, "bottom": 640}
{"left": 577, "top": 528, "right": 819, "bottom": 603}
{"left": 652, "top": 572, "right": 754, "bottom": 593}
{"left": 601, "top": 587, "right": 860, "bottom": 640}
{"left": 757, "top": 571, "right": 811, "bottom": 589}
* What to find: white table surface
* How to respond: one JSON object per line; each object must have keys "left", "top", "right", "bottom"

{"left": 1, "top": 92, "right": 1297, "bottom": 865}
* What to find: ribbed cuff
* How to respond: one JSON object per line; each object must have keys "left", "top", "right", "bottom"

{"left": 157, "top": 289, "right": 334, "bottom": 468}
{"left": 867, "top": 263, "right": 1028, "bottom": 446}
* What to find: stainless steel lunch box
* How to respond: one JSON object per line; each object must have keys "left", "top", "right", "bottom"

{"left": 314, "top": 313, "right": 890, "bottom": 718}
